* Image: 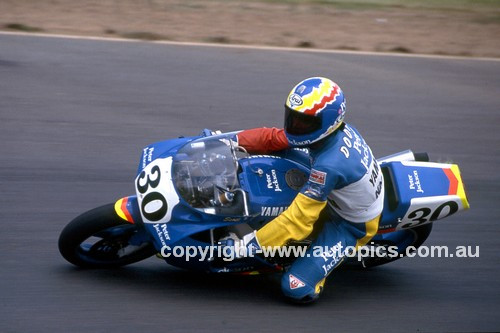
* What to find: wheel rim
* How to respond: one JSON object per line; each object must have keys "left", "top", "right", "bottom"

{"left": 75, "top": 225, "right": 151, "bottom": 265}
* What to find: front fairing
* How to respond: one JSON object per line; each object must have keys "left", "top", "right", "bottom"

{"left": 132, "top": 132, "right": 312, "bottom": 268}
{"left": 135, "top": 132, "right": 249, "bottom": 248}
{"left": 137, "top": 137, "right": 192, "bottom": 175}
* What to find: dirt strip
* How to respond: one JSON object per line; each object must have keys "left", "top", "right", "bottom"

{"left": 1, "top": 0, "right": 499, "bottom": 58}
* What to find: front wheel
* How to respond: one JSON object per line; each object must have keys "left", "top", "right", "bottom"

{"left": 58, "top": 203, "right": 156, "bottom": 268}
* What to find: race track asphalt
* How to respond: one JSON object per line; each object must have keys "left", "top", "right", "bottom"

{"left": 1, "top": 33, "right": 499, "bottom": 332}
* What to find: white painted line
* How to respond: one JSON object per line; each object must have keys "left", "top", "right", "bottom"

{"left": 1, "top": 30, "right": 499, "bottom": 62}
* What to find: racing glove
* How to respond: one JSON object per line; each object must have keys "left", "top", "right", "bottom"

{"left": 219, "top": 231, "right": 262, "bottom": 258}
{"left": 200, "top": 129, "right": 222, "bottom": 137}
{"left": 200, "top": 128, "right": 238, "bottom": 147}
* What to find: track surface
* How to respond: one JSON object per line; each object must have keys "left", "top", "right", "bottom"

{"left": 1, "top": 34, "right": 499, "bottom": 332}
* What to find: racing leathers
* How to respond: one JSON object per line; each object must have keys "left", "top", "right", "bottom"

{"left": 237, "top": 124, "right": 384, "bottom": 302}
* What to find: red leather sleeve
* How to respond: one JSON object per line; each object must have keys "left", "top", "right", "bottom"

{"left": 237, "top": 127, "right": 290, "bottom": 154}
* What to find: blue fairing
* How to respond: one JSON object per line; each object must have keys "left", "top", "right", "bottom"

{"left": 136, "top": 136, "right": 193, "bottom": 175}
{"left": 378, "top": 160, "right": 456, "bottom": 231}
{"left": 147, "top": 152, "right": 309, "bottom": 248}
{"left": 129, "top": 133, "right": 311, "bottom": 270}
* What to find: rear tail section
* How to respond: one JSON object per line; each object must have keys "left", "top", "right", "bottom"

{"left": 378, "top": 160, "right": 469, "bottom": 233}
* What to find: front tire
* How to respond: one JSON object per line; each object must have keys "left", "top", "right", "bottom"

{"left": 58, "top": 204, "right": 156, "bottom": 268}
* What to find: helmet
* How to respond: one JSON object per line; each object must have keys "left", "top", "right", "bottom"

{"left": 284, "top": 77, "right": 346, "bottom": 146}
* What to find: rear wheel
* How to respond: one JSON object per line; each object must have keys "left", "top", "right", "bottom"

{"left": 58, "top": 204, "right": 156, "bottom": 268}
{"left": 360, "top": 223, "right": 433, "bottom": 268}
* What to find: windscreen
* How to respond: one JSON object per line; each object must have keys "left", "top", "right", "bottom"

{"left": 172, "top": 135, "right": 239, "bottom": 209}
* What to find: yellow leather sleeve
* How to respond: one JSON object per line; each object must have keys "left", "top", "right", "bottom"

{"left": 256, "top": 193, "right": 327, "bottom": 248}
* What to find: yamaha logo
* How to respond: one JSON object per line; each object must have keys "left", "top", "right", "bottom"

{"left": 289, "top": 93, "right": 303, "bottom": 106}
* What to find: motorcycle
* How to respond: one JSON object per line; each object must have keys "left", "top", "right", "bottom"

{"left": 58, "top": 130, "right": 470, "bottom": 272}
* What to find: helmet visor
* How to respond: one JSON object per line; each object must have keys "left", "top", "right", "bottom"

{"left": 284, "top": 106, "right": 322, "bottom": 135}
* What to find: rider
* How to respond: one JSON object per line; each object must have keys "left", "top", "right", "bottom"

{"left": 226, "top": 77, "right": 385, "bottom": 303}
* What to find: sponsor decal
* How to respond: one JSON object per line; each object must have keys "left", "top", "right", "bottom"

{"left": 340, "top": 125, "right": 372, "bottom": 171}
{"left": 141, "top": 147, "right": 155, "bottom": 169}
{"left": 339, "top": 100, "right": 346, "bottom": 117}
{"left": 265, "top": 169, "right": 282, "bottom": 192}
{"left": 304, "top": 184, "right": 324, "bottom": 199}
{"left": 289, "top": 274, "right": 306, "bottom": 290}
{"left": 319, "top": 241, "right": 344, "bottom": 276}
{"left": 190, "top": 142, "right": 205, "bottom": 149}
{"left": 247, "top": 155, "right": 282, "bottom": 160}
{"left": 261, "top": 206, "right": 288, "bottom": 217}
{"left": 309, "top": 169, "right": 327, "bottom": 185}
{"left": 369, "top": 160, "right": 383, "bottom": 199}
{"left": 289, "top": 138, "right": 314, "bottom": 146}
{"left": 377, "top": 225, "right": 396, "bottom": 234}
{"left": 288, "top": 93, "right": 303, "bottom": 106}
{"left": 408, "top": 170, "right": 424, "bottom": 193}
{"left": 153, "top": 223, "right": 170, "bottom": 248}
{"left": 217, "top": 266, "right": 255, "bottom": 273}
{"left": 292, "top": 147, "right": 309, "bottom": 154}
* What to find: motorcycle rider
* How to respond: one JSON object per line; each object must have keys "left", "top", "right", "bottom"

{"left": 225, "top": 77, "right": 385, "bottom": 303}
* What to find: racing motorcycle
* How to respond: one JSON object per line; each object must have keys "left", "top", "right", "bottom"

{"left": 58, "top": 131, "right": 470, "bottom": 272}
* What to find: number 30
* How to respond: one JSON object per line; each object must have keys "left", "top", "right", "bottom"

{"left": 136, "top": 165, "right": 168, "bottom": 222}
{"left": 400, "top": 201, "right": 459, "bottom": 229}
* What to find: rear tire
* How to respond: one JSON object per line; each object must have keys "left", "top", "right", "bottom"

{"left": 362, "top": 223, "right": 433, "bottom": 268}
{"left": 58, "top": 204, "right": 156, "bottom": 268}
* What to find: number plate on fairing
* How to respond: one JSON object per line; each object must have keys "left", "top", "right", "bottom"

{"left": 379, "top": 160, "right": 469, "bottom": 232}
{"left": 396, "top": 195, "right": 461, "bottom": 230}
{"left": 135, "top": 157, "right": 179, "bottom": 224}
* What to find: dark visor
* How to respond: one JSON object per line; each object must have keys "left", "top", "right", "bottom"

{"left": 284, "top": 106, "right": 322, "bottom": 135}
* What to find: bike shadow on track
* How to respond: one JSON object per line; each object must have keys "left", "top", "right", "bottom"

{"left": 54, "top": 258, "right": 415, "bottom": 305}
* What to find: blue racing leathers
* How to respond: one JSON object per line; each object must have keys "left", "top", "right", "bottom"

{"left": 237, "top": 123, "right": 384, "bottom": 301}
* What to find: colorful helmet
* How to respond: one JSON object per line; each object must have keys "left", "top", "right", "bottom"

{"left": 284, "top": 77, "right": 346, "bottom": 146}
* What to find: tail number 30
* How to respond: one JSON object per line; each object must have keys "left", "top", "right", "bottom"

{"left": 399, "top": 200, "right": 459, "bottom": 229}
